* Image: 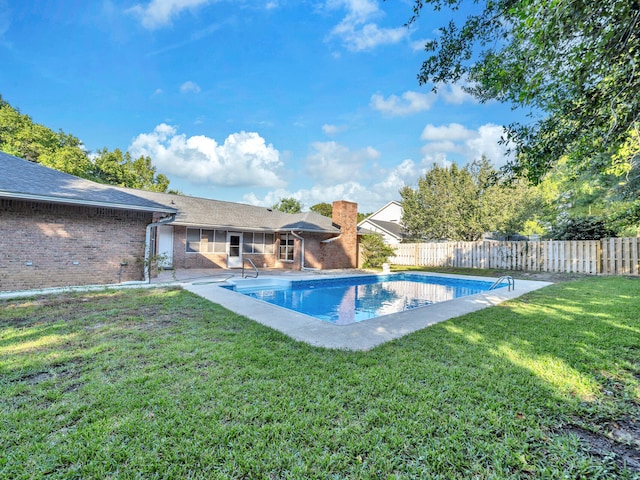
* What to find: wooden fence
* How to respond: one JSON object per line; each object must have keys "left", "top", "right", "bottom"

{"left": 389, "top": 238, "right": 640, "bottom": 276}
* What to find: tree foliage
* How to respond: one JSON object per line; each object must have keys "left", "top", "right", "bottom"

{"left": 552, "top": 217, "right": 616, "bottom": 240}
{"left": 360, "top": 234, "right": 396, "bottom": 268}
{"left": 90, "top": 148, "right": 170, "bottom": 192}
{"left": 529, "top": 129, "right": 640, "bottom": 237}
{"left": 310, "top": 202, "right": 333, "bottom": 217}
{"left": 272, "top": 197, "right": 302, "bottom": 214}
{"left": 409, "top": 0, "right": 640, "bottom": 183}
{"left": 0, "top": 97, "right": 172, "bottom": 193}
{"left": 400, "top": 157, "right": 540, "bottom": 241}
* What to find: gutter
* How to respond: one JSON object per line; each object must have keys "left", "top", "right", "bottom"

{"left": 0, "top": 192, "right": 176, "bottom": 214}
{"left": 145, "top": 215, "right": 176, "bottom": 283}
{"left": 320, "top": 234, "right": 342, "bottom": 243}
{"left": 290, "top": 231, "right": 319, "bottom": 271}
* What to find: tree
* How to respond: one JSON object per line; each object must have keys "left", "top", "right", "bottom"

{"left": 310, "top": 202, "right": 333, "bottom": 217}
{"left": 0, "top": 97, "right": 88, "bottom": 169}
{"left": 552, "top": 217, "right": 616, "bottom": 240}
{"left": 89, "top": 148, "right": 171, "bottom": 192}
{"left": 357, "top": 212, "right": 371, "bottom": 223}
{"left": 0, "top": 97, "right": 173, "bottom": 193}
{"left": 360, "top": 234, "right": 396, "bottom": 268}
{"left": 400, "top": 157, "right": 539, "bottom": 241}
{"left": 408, "top": 0, "right": 640, "bottom": 183}
{"left": 272, "top": 197, "right": 302, "bottom": 214}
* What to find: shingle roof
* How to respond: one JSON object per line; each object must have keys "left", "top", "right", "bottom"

{"left": 360, "top": 218, "right": 406, "bottom": 240}
{"left": 0, "top": 151, "right": 176, "bottom": 213}
{"left": 1, "top": 151, "right": 341, "bottom": 233}
{"left": 117, "top": 188, "right": 340, "bottom": 233}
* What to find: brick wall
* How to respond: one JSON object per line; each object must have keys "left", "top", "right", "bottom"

{"left": 0, "top": 199, "right": 152, "bottom": 292}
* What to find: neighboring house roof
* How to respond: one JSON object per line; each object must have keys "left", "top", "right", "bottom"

{"left": 361, "top": 218, "right": 406, "bottom": 241}
{"left": 365, "top": 200, "right": 403, "bottom": 221}
{"left": 115, "top": 188, "right": 341, "bottom": 234}
{"left": 0, "top": 152, "right": 176, "bottom": 214}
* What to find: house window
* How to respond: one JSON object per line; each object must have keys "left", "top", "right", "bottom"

{"left": 264, "top": 233, "right": 275, "bottom": 254}
{"left": 243, "top": 233, "right": 254, "bottom": 253}
{"left": 186, "top": 228, "right": 200, "bottom": 252}
{"left": 186, "top": 228, "right": 227, "bottom": 253}
{"left": 279, "top": 233, "right": 294, "bottom": 261}
{"left": 202, "top": 229, "right": 215, "bottom": 253}
{"left": 214, "top": 230, "right": 226, "bottom": 252}
{"left": 242, "top": 232, "right": 276, "bottom": 254}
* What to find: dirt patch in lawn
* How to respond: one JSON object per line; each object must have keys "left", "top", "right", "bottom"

{"left": 560, "top": 419, "right": 640, "bottom": 473}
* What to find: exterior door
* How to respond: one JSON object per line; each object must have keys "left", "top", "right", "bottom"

{"left": 157, "top": 225, "right": 174, "bottom": 268}
{"left": 227, "top": 232, "right": 243, "bottom": 268}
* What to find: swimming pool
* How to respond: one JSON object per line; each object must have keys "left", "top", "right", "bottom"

{"left": 223, "top": 273, "right": 506, "bottom": 325}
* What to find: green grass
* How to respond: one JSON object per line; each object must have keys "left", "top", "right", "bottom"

{"left": 1, "top": 277, "right": 639, "bottom": 479}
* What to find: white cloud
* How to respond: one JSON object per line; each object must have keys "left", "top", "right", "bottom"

{"left": 370, "top": 85, "right": 476, "bottom": 118}
{"left": 327, "top": 0, "right": 407, "bottom": 51}
{"left": 127, "top": 0, "right": 210, "bottom": 29}
{"left": 410, "top": 37, "right": 429, "bottom": 52}
{"left": 128, "top": 124, "right": 286, "bottom": 188}
{"left": 371, "top": 90, "right": 435, "bottom": 116}
{"left": 466, "top": 124, "right": 511, "bottom": 167}
{"left": 421, "top": 123, "right": 475, "bottom": 141}
{"left": 420, "top": 140, "right": 460, "bottom": 154}
{"left": 421, "top": 152, "right": 452, "bottom": 168}
{"left": 244, "top": 157, "right": 420, "bottom": 213}
{"left": 440, "top": 83, "right": 478, "bottom": 105}
{"left": 243, "top": 182, "right": 367, "bottom": 210}
{"left": 322, "top": 124, "right": 347, "bottom": 135}
{"left": 180, "top": 80, "right": 201, "bottom": 93}
{"left": 420, "top": 122, "right": 513, "bottom": 167}
{"left": 305, "top": 141, "right": 380, "bottom": 185}
{"left": 374, "top": 159, "right": 419, "bottom": 191}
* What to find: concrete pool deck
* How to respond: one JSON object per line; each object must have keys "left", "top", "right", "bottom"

{"left": 181, "top": 270, "right": 553, "bottom": 351}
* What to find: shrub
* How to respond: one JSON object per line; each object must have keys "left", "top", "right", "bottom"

{"left": 360, "top": 234, "right": 396, "bottom": 268}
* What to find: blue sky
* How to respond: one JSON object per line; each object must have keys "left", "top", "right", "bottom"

{"left": 0, "top": 0, "right": 524, "bottom": 213}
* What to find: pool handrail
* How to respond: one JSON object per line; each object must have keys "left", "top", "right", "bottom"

{"left": 489, "top": 275, "right": 514, "bottom": 291}
{"left": 242, "top": 258, "right": 259, "bottom": 278}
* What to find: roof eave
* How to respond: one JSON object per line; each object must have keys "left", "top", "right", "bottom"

{"left": 168, "top": 220, "right": 339, "bottom": 234}
{"left": 0, "top": 191, "right": 177, "bottom": 214}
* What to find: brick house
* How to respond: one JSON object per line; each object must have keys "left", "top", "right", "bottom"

{"left": 1, "top": 152, "right": 359, "bottom": 292}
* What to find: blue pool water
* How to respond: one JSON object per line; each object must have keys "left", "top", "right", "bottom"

{"left": 224, "top": 274, "right": 504, "bottom": 325}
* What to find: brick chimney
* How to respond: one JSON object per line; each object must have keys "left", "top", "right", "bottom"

{"left": 322, "top": 200, "right": 358, "bottom": 268}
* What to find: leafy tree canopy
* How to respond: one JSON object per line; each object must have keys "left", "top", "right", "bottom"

{"left": 310, "top": 202, "right": 333, "bottom": 217}
{"left": 409, "top": 0, "right": 640, "bottom": 183}
{"left": 400, "top": 157, "right": 541, "bottom": 241}
{"left": 0, "top": 96, "right": 172, "bottom": 193}
{"left": 272, "top": 197, "right": 302, "bottom": 214}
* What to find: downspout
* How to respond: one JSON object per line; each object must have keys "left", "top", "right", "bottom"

{"left": 145, "top": 215, "right": 176, "bottom": 283}
{"left": 290, "top": 231, "right": 319, "bottom": 271}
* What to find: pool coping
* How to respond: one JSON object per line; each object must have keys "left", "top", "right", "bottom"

{"left": 182, "top": 272, "right": 553, "bottom": 351}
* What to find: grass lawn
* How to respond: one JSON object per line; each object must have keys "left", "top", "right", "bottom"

{"left": 1, "top": 276, "right": 639, "bottom": 478}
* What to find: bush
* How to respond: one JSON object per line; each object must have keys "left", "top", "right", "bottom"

{"left": 360, "top": 234, "right": 396, "bottom": 268}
